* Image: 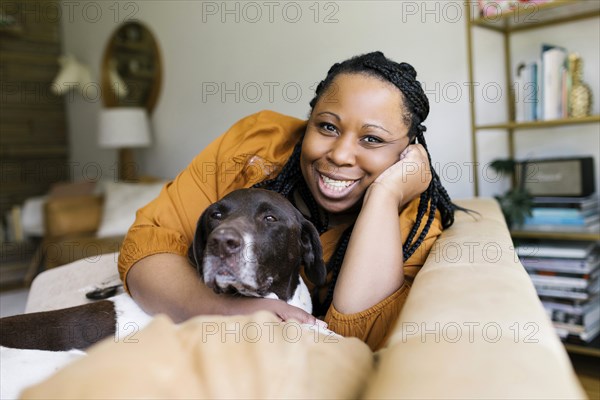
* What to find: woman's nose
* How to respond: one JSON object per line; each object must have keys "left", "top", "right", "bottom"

{"left": 327, "top": 135, "right": 356, "bottom": 167}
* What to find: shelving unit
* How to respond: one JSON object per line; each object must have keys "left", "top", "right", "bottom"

{"left": 466, "top": 0, "right": 600, "bottom": 196}
{"left": 465, "top": 1, "right": 600, "bottom": 394}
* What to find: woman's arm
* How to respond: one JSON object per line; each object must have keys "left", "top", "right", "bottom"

{"left": 127, "top": 253, "right": 321, "bottom": 325}
{"left": 332, "top": 144, "right": 431, "bottom": 314}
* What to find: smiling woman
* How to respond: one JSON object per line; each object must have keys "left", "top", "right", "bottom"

{"left": 120, "top": 51, "right": 459, "bottom": 351}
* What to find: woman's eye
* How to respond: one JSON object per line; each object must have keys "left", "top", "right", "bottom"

{"left": 362, "top": 135, "right": 384, "bottom": 144}
{"left": 264, "top": 215, "right": 277, "bottom": 222}
{"left": 319, "top": 122, "right": 338, "bottom": 134}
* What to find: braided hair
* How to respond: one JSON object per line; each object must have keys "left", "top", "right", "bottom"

{"left": 254, "top": 51, "right": 458, "bottom": 315}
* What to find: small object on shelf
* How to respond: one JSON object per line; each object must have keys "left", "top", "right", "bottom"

{"left": 515, "top": 157, "right": 596, "bottom": 198}
{"left": 568, "top": 52, "right": 593, "bottom": 118}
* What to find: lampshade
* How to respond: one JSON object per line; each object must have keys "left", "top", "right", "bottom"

{"left": 98, "top": 107, "right": 151, "bottom": 148}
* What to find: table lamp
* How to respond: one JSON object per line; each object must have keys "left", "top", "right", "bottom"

{"left": 98, "top": 107, "right": 151, "bottom": 181}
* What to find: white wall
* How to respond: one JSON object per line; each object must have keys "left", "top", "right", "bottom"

{"left": 60, "top": 1, "right": 599, "bottom": 200}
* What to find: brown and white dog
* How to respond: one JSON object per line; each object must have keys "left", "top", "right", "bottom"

{"left": 0, "top": 189, "right": 326, "bottom": 352}
{"left": 188, "top": 188, "right": 326, "bottom": 312}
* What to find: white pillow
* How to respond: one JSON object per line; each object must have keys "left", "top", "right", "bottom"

{"left": 96, "top": 181, "right": 165, "bottom": 238}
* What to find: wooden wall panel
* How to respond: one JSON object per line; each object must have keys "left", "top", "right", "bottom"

{"left": 0, "top": 0, "right": 68, "bottom": 219}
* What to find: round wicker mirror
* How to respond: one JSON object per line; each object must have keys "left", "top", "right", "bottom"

{"left": 101, "top": 21, "right": 162, "bottom": 113}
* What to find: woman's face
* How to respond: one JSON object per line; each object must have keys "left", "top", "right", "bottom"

{"left": 301, "top": 73, "right": 411, "bottom": 214}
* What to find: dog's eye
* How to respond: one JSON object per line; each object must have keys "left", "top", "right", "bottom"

{"left": 211, "top": 211, "right": 223, "bottom": 220}
{"left": 264, "top": 215, "right": 277, "bottom": 222}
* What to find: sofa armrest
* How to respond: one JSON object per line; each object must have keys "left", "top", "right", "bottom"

{"left": 26, "top": 252, "right": 121, "bottom": 313}
{"left": 43, "top": 235, "right": 123, "bottom": 269}
{"left": 364, "top": 198, "right": 585, "bottom": 399}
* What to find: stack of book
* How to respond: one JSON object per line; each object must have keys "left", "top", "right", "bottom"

{"left": 514, "top": 42, "right": 583, "bottom": 122}
{"left": 516, "top": 241, "right": 600, "bottom": 342}
{"left": 518, "top": 194, "right": 599, "bottom": 234}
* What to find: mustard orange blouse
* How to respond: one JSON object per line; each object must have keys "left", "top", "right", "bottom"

{"left": 118, "top": 110, "right": 442, "bottom": 350}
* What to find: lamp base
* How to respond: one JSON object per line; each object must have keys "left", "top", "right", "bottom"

{"left": 118, "top": 148, "right": 138, "bottom": 182}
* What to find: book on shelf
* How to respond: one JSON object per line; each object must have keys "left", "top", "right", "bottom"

{"left": 530, "top": 207, "right": 597, "bottom": 218}
{"left": 524, "top": 213, "right": 598, "bottom": 227}
{"left": 529, "top": 268, "right": 599, "bottom": 291}
{"left": 517, "top": 221, "right": 599, "bottom": 234}
{"left": 557, "top": 326, "right": 600, "bottom": 343}
{"left": 550, "top": 306, "right": 600, "bottom": 334}
{"left": 554, "top": 312, "right": 600, "bottom": 342}
{"left": 541, "top": 294, "right": 599, "bottom": 315}
{"left": 515, "top": 241, "right": 598, "bottom": 259}
{"left": 542, "top": 44, "right": 567, "bottom": 121}
{"left": 517, "top": 194, "right": 600, "bottom": 234}
{"left": 534, "top": 276, "right": 599, "bottom": 301}
{"left": 521, "top": 254, "right": 599, "bottom": 274}
{"left": 542, "top": 294, "right": 600, "bottom": 343}
{"left": 515, "top": 61, "right": 539, "bottom": 122}
{"left": 531, "top": 194, "right": 598, "bottom": 208}
{"left": 554, "top": 319, "right": 599, "bottom": 339}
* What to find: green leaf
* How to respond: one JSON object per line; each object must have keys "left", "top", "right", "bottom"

{"left": 489, "top": 159, "right": 517, "bottom": 175}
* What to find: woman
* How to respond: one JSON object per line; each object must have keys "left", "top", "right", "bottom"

{"left": 120, "top": 51, "right": 456, "bottom": 350}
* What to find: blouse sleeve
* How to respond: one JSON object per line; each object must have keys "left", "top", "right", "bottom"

{"left": 117, "top": 111, "right": 305, "bottom": 291}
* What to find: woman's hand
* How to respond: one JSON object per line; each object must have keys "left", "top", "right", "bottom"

{"left": 367, "top": 144, "right": 432, "bottom": 208}
{"left": 229, "top": 297, "right": 327, "bottom": 328}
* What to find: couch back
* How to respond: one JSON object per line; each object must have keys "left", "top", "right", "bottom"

{"left": 364, "top": 198, "right": 585, "bottom": 399}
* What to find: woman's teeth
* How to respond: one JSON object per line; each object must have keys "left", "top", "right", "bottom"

{"left": 321, "top": 175, "right": 355, "bottom": 191}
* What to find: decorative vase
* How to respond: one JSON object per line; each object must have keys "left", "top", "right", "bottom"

{"left": 568, "top": 53, "right": 593, "bottom": 118}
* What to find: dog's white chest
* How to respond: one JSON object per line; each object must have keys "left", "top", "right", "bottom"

{"left": 264, "top": 279, "right": 312, "bottom": 314}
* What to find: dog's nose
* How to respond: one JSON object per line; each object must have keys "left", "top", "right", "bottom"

{"left": 209, "top": 228, "right": 242, "bottom": 257}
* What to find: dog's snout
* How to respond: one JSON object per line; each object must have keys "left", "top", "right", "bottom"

{"left": 209, "top": 228, "right": 242, "bottom": 256}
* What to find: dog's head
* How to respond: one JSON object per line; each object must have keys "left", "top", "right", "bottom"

{"left": 188, "top": 188, "right": 326, "bottom": 301}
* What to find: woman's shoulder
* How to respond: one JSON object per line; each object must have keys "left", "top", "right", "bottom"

{"left": 223, "top": 110, "right": 306, "bottom": 140}
{"left": 215, "top": 109, "right": 307, "bottom": 162}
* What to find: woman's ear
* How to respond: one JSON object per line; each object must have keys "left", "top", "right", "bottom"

{"left": 187, "top": 209, "right": 211, "bottom": 277}
{"left": 300, "top": 220, "right": 327, "bottom": 286}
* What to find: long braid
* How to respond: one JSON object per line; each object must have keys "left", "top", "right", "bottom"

{"left": 315, "top": 225, "right": 353, "bottom": 316}
{"left": 256, "top": 51, "right": 460, "bottom": 315}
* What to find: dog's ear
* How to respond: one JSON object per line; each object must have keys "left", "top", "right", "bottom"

{"left": 187, "top": 208, "right": 211, "bottom": 276}
{"left": 300, "top": 220, "right": 327, "bottom": 286}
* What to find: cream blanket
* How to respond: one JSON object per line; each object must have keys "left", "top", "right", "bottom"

{"left": 20, "top": 311, "right": 372, "bottom": 399}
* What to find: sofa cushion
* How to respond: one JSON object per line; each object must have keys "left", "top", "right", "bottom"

{"left": 44, "top": 195, "right": 103, "bottom": 238}
{"left": 96, "top": 181, "right": 165, "bottom": 238}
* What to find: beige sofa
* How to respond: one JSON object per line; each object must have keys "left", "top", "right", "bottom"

{"left": 21, "top": 198, "right": 585, "bottom": 399}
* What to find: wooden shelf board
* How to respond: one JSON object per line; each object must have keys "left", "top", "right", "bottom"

{"left": 564, "top": 333, "right": 600, "bottom": 358}
{"left": 471, "top": 0, "right": 600, "bottom": 32}
{"left": 476, "top": 115, "right": 600, "bottom": 130}
{"left": 511, "top": 230, "right": 600, "bottom": 241}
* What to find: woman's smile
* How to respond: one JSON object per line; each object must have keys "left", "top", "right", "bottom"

{"left": 318, "top": 173, "right": 360, "bottom": 199}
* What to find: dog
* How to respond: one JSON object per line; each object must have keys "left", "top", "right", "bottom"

{"left": 188, "top": 188, "right": 326, "bottom": 313}
{"left": 0, "top": 188, "right": 326, "bottom": 352}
